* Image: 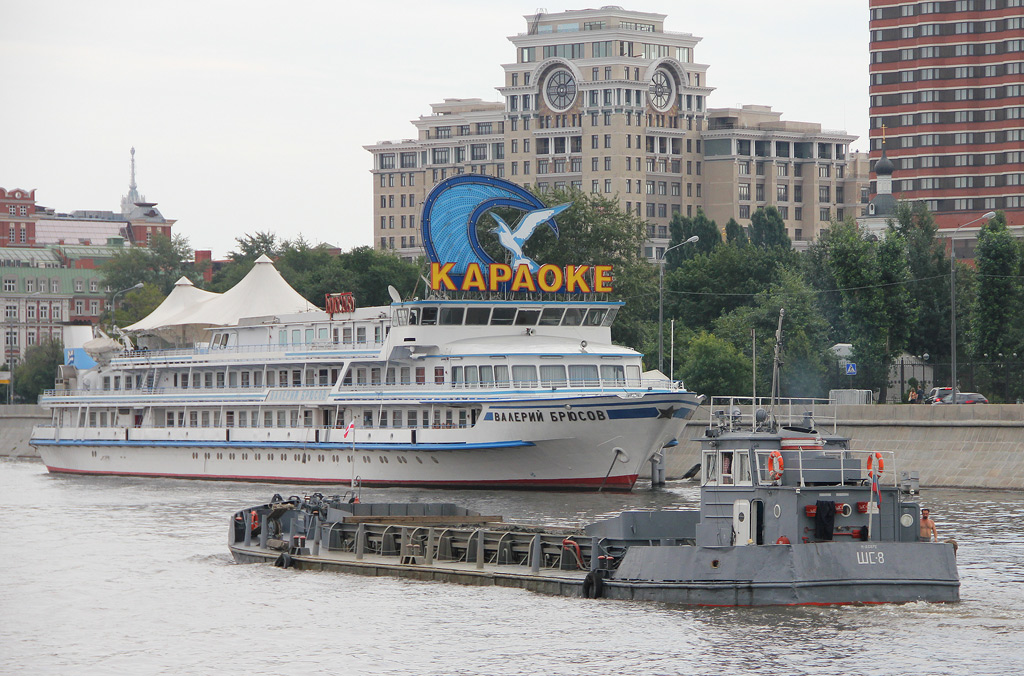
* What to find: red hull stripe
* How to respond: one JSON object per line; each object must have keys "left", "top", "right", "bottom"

{"left": 43, "top": 465, "right": 638, "bottom": 490}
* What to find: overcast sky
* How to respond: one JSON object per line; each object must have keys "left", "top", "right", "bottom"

{"left": 1, "top": 1, "right": 868, "bottom": 258}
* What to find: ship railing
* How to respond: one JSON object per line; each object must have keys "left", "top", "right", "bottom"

{"left": 752, "top": 448, "right": 898, "bottom": 490}
{"left": 113, "top": 340, "right": 381, "bottom": 362}
{"left": 708, "top": 396, "right": 837, "bottom": 435}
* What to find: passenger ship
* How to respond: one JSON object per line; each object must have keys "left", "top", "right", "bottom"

{"left": 31, "top": 175, "right": 702, "bottom": 489}
{"left": 30, "top": 258, "right": 701, "bottom": 489}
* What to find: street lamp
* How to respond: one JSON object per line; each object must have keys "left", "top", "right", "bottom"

{"left": 109, "top": 282, "right": 144, "bottom": 331}
{"left": 658, "top": 235, "right": 699, "bottom": 375}
{"left": 950, "top": 211, "right": 996, "bottom": 400}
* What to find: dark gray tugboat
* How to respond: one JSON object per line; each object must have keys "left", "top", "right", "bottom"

{"left": 228, "top": 396, "right": 959, "bottom": 606}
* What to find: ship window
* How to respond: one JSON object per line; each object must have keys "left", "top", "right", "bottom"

{"left": 217, "top": 372, "right": 226, "bottom": 388}
{"left": 494, "top": 365, "right": 510, "bottom": 387}
{"left": 433, "top": 410, "right": 442, "bottom": 429}
{"left": 166, "top": 412, "right": 174, "bottom": 427}
{"left": 264, "top": 412, "right": 273, "bottom": 427}
{"left": 292, "top": 370, "right": 302, "bottom": 387}
{"left": 407, "top": 411, "right": 417, "bottom": 428}
{"left": 205, "top": 372, "right": 213, "bottom": 388}
{"left": 420, "top": 307, "right": 438, "bottom": 325}
{"left": 190, "top": 412, "right": 198, "bottom": 427}
{"left": 465, "top": 307, "right": 490, "bottom": 324}
{"left": 415, "top": 367, "right": 425, "bottom": 384}
{"left": 192, "top": 373, "right": 201, "bottom": 388}
{"left": 319, "top": 327, "right": 329, "bottom": 340}
{"left": 342, "top": 327, "right": 353, "bottom": 344}
{"left": 125, "top": 376, "right": 133, "bottom": 390}
{"left": 602, "top": 307, "right": 618, "bottom": 326}
{"left": 305, "top": 328, "right": 314, "bottom": 343}
{"left": 561, "top": 308, "right": 584, "bottom": 326}
{"left": 400, "top": 367, "right": 411, "bottom": 384}
{"left": 254, "top": 371, "right": 263, "bottom": 387}
{"left": 241, "top": 372, "right": 250, "bottom": 388}
{"left": 226, "top": 412, "right": 235, "bottom": 428}
{"left": 380, "top": 410, "right": 388, "bottom": 428}
{"left": 279, "top": 371, "right": 288, "bottom": 387}
{"left": 203, "top": 411, "right": 211, "bottom": 427}
{"left": 445, "top": 410, "right": 454, "bottom": 428}
{"left": 214, "top": 412, "right": 221, "bottom": 427}
{"left": 99, "top": 412, "right": 108, "bottom": 427}
{"left": 303, "top": 410, "right": 313, "bottom": 427}
{"left": 452, "top": 366, "right": 463, "bottom": 384}
{"left": 465, "top": 366, "right": 479, "bottom": 385}
{"left": 626, "top": 365, "right": 641, "bottom": 386}
{"left": 89, "top": 411, "right": 97, "bottom": 427}
{"left": 490, "top": 307, "right": 516, "bottom": 325}
{"left": 364, "top": 410, "right": 373, "bottom": 427}
{"left": 320, "top": 369, "right": 330, "bottom": 385}
{"left": 229, "top": 372, "right": 238, "bottom": 388}
{"left": 239, "top": 411, "right": 248, "bottom": 427}
{"left": 375, "top": 326, "right": 383, "bottom": 343}
{"left": 721, "top": 451, "right": 734, "bottom": 484}
{"left": 539, "top": 365, "right": 567, "bottom": 387}
{"left": 703, "top": 451, "right": 717, "bottom": 485}
{"left": 440, "top": 307, "right": 465, "bottom": 325}
{"left": 539, "top": 308, "right": 564, "bottom": 325}
{"left": 277, "top": 411, "right": 287, "bottom": 427}
{"left": 180, "top": 374, "right": 187, "bottom": 389}
{"left": 290, "top": 410, "right": 299, "bottom": 428}
{"left": 479, "top": 365, "right": 494, "bottom": 385}
{"left": 306, "top": 369, "right": 315, "bottom": 384}
{"left": 459, "top": 410, "right": 467, "bottom": 428}
{"left": 569, "top": 364, "right": 599, "bottom": 386}
{"left": 422, "top": 410, "right": 430, "bottom": 428}
{"left": 279, "top": 331, "right": 287, "bottom": 345}
{"left": 434, "top": 367, "right": 445, "bottom": 384}
{"left": 371, "top": 368, "right": 381, "bottom": 385}
{"left": 221, "top": 334, "right": 230, "bottom": 348}
{"left": 515, "top": 309, "right": 540, "bottom": 325}
{"left": 113, "top": 376, "right": 121, "bottom": 390}
{"left": 583, "top": 308, "right": 607, "bottom": 326}
{"left": 103, "top": 376, "right": 111, "bottom": 390}
{"left": 600, "top": 364, "right": 625, "bottom": 386}
{"left": 512, "top": 365, "right": 537, "bottom": 388}
{"left": 356, "top": 327, "right": 366, "bottom": 344}
{"left": 291, "top": 329, "right": 301, "bottom": 344}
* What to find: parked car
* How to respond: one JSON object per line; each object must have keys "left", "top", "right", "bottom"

{"left": 925, "top": 387, "right": 957, "bottom": 404}
{"left": 934, "top": 392, "right": 989, "bottom": 404}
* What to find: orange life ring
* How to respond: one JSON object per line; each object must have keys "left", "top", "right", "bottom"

{"left": 867, "top": 452, "right": 884, "bottom": 478}
{"left": 250, "top": 510, "right": 259, "bottom": 531}
{"left": 768, "top": 450, "right": 784, "bottom": 480}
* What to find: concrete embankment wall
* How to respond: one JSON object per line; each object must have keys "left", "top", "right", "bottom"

{"left": 669, "top": 404, "right": 1024, "bottom": 491}
{"left": 4, "top": 404, "right": 1023, "bottom": 490}
{"left": 0, "top": 405, "right": 49, "bottom": 459}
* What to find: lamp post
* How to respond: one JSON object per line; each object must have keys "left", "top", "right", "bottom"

{"left": 950, "top": 211, "right": 995, "bottom": 400}
{"left": 659, "top": 235, "right": 699, "bottom": 375}
{"left": 109, "top": 282, "right": 144, "bottom": 332}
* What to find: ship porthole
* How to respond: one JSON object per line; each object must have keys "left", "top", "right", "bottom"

{"left": 711, "top": 559, "right": 720, "bottom": 569}
{"left": 773, "top": 504, "right": 781, "bottom": 519}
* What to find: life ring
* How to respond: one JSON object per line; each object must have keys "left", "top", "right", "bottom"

{"left": 867, "top": 452, "right": 884, "bottom": 478}
{"left": 582, "top": 571, "right": 604, "bottom": 599}
{"left": 250, "top": 510, "right": 259, "bottom": 531}
{"left": 768, "top": 450, "right": 784, "bottom": 480}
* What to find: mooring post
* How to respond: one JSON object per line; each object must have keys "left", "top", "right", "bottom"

{"left": 311, "top": 516, "right": 320, "bottom": 556}
{"left": 425, "top": 527, "right": 435, "bottom": 565}
{"left": 355, "top": 523, "right": 365, "bottom": 560}
{"left": 259, "top": 515, "right": 268, "bottom": 549}
{"left": 530, "top": 534, "right": 541, "bottom": 573}
{"left": 590, "top": 537, "right": 600, "bottom": 571}
{"left": 476, "top": 529, "right": 485, "bottom": 570}
{"left": 243, "top": 512, "right": 252, "bottom": 547}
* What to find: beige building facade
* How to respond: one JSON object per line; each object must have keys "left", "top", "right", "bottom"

{"left": 367, "top": 7, "right": 865, "bottom": 261}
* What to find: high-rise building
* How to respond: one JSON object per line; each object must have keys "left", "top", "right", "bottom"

{"left": 368, "top": 7, "right": 866, "bottom": 260}
{"left": 868, "top": 0, "right": 1024, "bottom": 238}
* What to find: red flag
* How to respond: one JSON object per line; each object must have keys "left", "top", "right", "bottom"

{"left": 343, "top": 421, "right": 355, "bottom": 438}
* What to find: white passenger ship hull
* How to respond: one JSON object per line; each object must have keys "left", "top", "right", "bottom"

{"left": 32, "top": 392, "right": 700, "bottom": 490}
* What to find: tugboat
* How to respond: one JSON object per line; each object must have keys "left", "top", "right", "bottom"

{"left": 228, "top": 397, "right": 959, "bottom": 605}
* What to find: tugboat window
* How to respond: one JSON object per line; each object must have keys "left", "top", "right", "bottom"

{"left": 583, "top": 309, "right": 606, "bottom": 326}
{"left": 539, "top": 308, "right": 564, "bottom": 325}
{"left": 515, "top": 309, "right": 541, "bottom": 325}
{"left": 465, "top": 307, "right": 491, "bottom": 325}
{"left": 561, "top": 308, "right": 584, "bottom": 326}
{"left": 420, "top": 307, "right": 438, "bottom": 325}
{"left": 490, "top": 308, "right": 516, "bottom": 325}
{"left": 439, "top": 307, "right": 465, "bottom": 325}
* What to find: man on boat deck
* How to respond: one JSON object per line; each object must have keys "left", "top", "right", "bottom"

{"left": 920, "top": 508, "right": 938, "bottom": 541}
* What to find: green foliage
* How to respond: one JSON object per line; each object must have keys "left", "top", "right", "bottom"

{"left": 101, "top": 234, "right": 200, "bottom": 296}
{"left": 665, "top": 209, "right": 721, "bottom": 268}
{"left": 106, "top": 284, "right": 165, "bottom": 331}
{"left": 229, "top": 231, "right": 283, "bottom": 262}
{"left": 892, "top": 201, "right": 949, "bottom": 361}
{"left": 12, "top": 339, "right": 64, "bottom": 403}
{"left": 969, "top": 211, "right": 1020, "bottom": 400}
{"left": 725, "top": 218, "right": 747, "bottom": 246}
{"left": 748, "top": 206, "right": 791, "bottom": 249}
{"left": 677, "top": 331, "right": 752, "bottom": 399}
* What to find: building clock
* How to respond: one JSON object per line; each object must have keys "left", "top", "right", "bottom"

{"left": 544, "top": 68, "right": 577, "bottom": 111}
{"left": 649, "top": 69, "right": 675, "bottom": 112}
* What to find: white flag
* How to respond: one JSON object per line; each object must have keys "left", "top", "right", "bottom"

{"left": 343, "top": 421, "right": 355, "bottom": 438}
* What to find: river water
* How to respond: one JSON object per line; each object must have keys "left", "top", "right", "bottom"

{"left": 2, "top": 457, "right": 1023, "bottom": 676}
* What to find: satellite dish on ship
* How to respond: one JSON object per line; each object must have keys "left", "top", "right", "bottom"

{"left": 388, "top": 285, "right": 402, "bottom": 304}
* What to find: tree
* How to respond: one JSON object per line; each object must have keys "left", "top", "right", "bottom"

{"left": 107, "top": 284, "right": 165, "bottom": 331}
{"left": 725, "top": 218, "right": 747, "bottom": 246}
{"left": 665, "top": 209, "right": 721, "bottom": 268}
{"left": 748, "top": 206, "right": 791, "bottom": 249}
{"left": 101, "top": 234, "right": 200, "bottom": 296}
{"left": 677, "top": 331, "right": 752, "bottom": 399}
{"left": 821, "top": 221, "right": 913, "bottom": 401}
{"left": 229, "top": 231, "right": 283, "bottom": 262}
{"left": 892, "top": 201, "right": 949, "bottom": 362}
{"left": 12, "top": 339, "right": 64, "bottom": 403}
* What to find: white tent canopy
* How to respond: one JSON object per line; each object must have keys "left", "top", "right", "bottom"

{"left": 124, "top": 256, "right": 318, "bottom": 344}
